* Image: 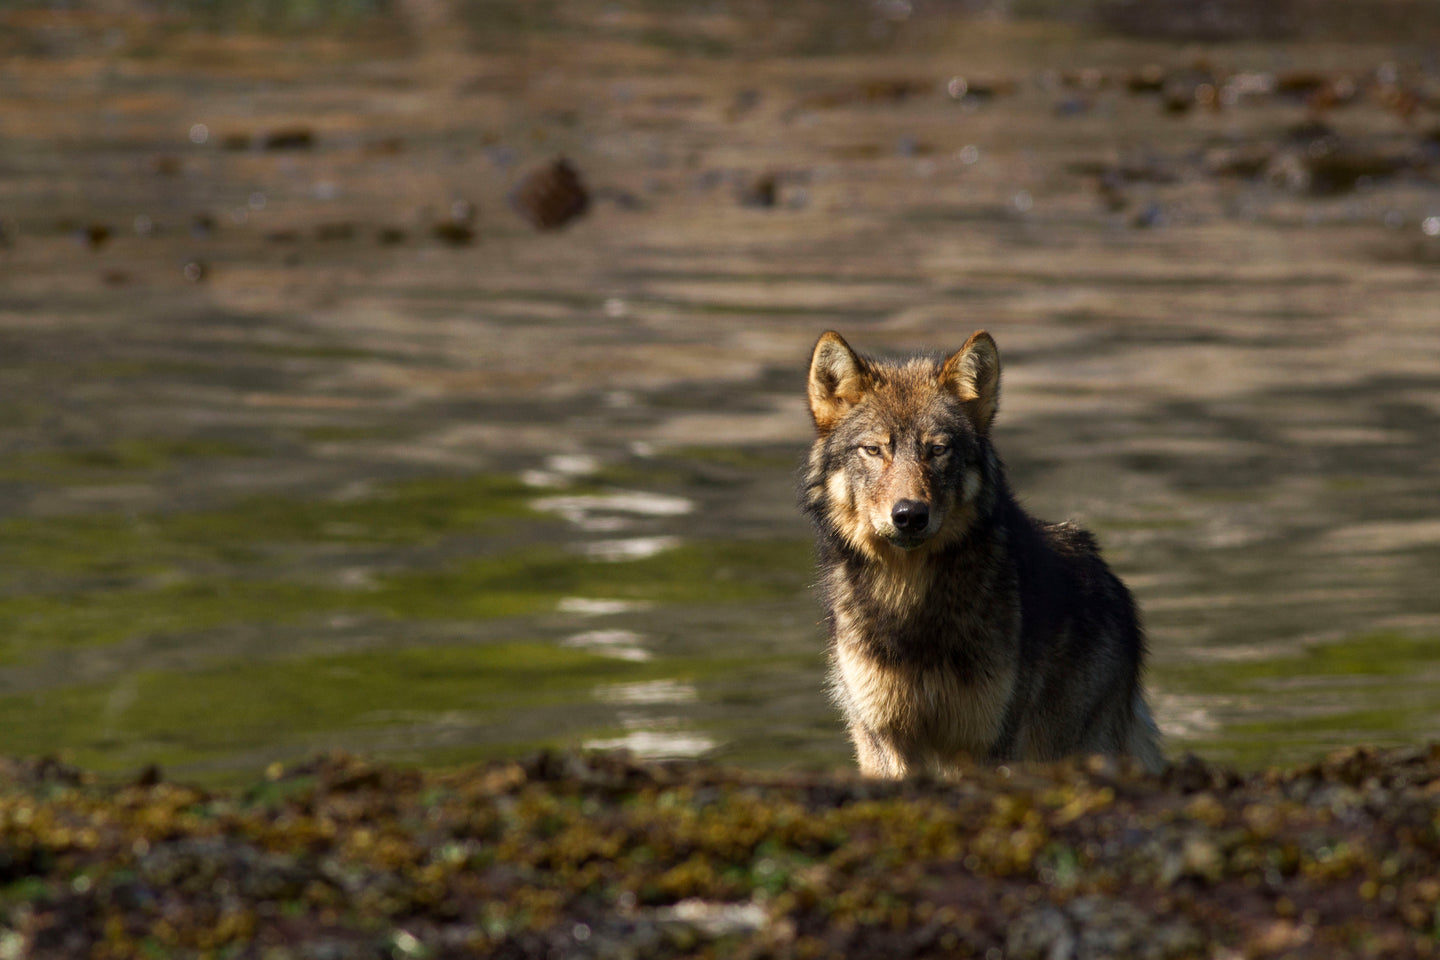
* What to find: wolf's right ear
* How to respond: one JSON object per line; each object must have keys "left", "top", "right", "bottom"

{"left": 941, "top": 330, "right": 1000, "bottom": 434}
{"left": 808, "top": 331, "right": 869, "bottom": 435}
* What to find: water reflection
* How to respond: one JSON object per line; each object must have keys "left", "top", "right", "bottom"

{"left": 562, "top": 629, "right": 651, "bottom": 662}
{"left": 556, "top": 598, "right": 650, "bottom": 616}
{"left": 581, "top": 536, "right": 681, "bottom": 562}
{"left": 582, "top": 729, "right": 716, "bottom": 761}
{"left": 595, "top": 680, "right": 698, "bottom": 705}
{"left": 531, "top": 492, "right": 695, "bottom": 531}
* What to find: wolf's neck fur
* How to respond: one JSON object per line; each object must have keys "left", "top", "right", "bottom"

{"left": 824, "top": 489, "right": 1018, "bottom": 674}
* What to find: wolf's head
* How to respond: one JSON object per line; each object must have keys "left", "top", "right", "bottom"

{"left": 804, "top": 330, "right": 1001, "bottom": 555}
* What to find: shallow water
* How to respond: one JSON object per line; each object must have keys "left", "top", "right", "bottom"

{"left": 0, "top": 2, "right": 1437, "bottom": 781}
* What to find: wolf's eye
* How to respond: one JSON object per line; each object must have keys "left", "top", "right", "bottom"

{"left": 860, "top": 444, "right": 882, "bottom": 457}
{"left": 929, "top": 444, "right": 949, "bottom": 457}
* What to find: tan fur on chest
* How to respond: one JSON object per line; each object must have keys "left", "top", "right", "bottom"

{"left": 830, "top": 634, "right": 1015, "bottom": 762}
{"left": 865, "top": 547, "right": 936, "bottom": 613}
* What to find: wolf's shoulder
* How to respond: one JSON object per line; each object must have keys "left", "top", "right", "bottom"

{"left": 1037, "top": 518, "right": 1102, "bottom": 558}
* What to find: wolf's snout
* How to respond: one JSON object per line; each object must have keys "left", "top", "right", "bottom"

{"left": 890, "top": 500, "right": 930, "bottom": 534}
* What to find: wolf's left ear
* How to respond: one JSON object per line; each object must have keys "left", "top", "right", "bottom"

{"left": 941, "top": 330, "right": 1000, "bottom": 434}
{"left": 808, "top": 331, "right": 870, "bottom": 435}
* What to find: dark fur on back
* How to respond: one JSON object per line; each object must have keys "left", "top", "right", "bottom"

{"left": 800, "top": 331, "right": 1163, "bottom": 776}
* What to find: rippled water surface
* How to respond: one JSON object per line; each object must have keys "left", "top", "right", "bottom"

{"left": 0, "top": 1, "right": 1438, "bottom": 781}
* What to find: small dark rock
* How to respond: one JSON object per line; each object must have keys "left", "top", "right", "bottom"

{"left": 1205, "top": 144, "right": 1276, "bottom": 178}
{"left": 263, "top": 127, "right": 315, "bottom": 151}
{"left": 1127, "top": 64, "right": 1169, "bottom": 93}
{"left": 1276, "top": 70, "right": 1334, "bottom": 97}
{"left": 376, "top": 226, "right": 408, "bottom": 245}
{"left": 80, "top": 223, "right": 111, "bottom": 250}
{"left": 432, "top": 221, "right": 475, "bottom": 246}
{"left": 510, "top": 157, "right": 591, "bottom": 230}
{"left": 1305, "top": 145, "right": 1413, "bottom": 196}
{"left": 432, "top": 199, "right": 477, "bottom": 247}
{"left": 736, "top": 172, "right": 778, "bottom": 208}
{"left": 859, "top": 77, "right": 932, "bottom": 102}
{"left": 949, "top": 75, "right": 1017, "bottom": 100}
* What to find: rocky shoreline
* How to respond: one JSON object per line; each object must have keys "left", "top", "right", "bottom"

{"left": 1, "top": 746, "right": 1437, "bottom": 958}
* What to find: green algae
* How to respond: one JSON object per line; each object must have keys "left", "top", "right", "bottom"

{"left": 1160, "top": 631, "right": 1438, "bottom": 690}
{"left": 0, "top": 449, "right": 814, "bottom": 775}
{"left": 0, "top": 643, "right": 671, "bottom": 775}
{"left": 0, "top": 472, "right": 543, "bottom": 585}
{"left": 0, "top": 438, "right": 260, "bottom": 485}
{"left": 379, "top": 538, "right": 812, "bottom": 612}
{"left": 4, "top": 746, "right": 1438, "bottom": 959}
{"left": 0, "top": 535, "right": 810, "bottom": 661}
{"left": 1157, "top": 631, "right": 1440, "bottom": 767}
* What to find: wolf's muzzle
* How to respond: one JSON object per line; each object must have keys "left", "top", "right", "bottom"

{"left": 890, "top": 499, "right": 930, "bottom": 535}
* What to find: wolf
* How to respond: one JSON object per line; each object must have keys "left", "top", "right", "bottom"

{"left": 800, "top": 330, "right": 1164, "bottom": 777}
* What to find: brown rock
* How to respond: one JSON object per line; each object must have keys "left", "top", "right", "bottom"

{"left": 510, "top": 157, "right": 591, "bottom": 230}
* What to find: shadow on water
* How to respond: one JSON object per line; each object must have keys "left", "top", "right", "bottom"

{"left": 0, "top": 0, "right": 1437, "bottom": 781}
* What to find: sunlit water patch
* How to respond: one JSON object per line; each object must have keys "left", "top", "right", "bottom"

{"left": 583, "top": 729, "right": 717, "bottom": 760}
{"left": 562, "top": 629, "right": 651, "bottom": 662}
{"left": 556, "top": 597, "right": 650, "bottom": 616}
{"left": 580, "top": 536, "right": 682, "bottom": 561}
{"left": 530, "top": 491, "right": 695, "bottom": 531}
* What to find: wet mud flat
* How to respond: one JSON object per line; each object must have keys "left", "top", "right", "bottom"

{"left": 0, "top": 1, "right": 1439, "bottom": 779}
{"left": 3, "top": 746, "right": 1440, "bottom": 959}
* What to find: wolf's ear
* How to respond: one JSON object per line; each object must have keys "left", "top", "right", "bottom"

{"left": 808, "top": 331, "right": 870, "bottom": 435}
{"left": 941, "top": 330, "right": 1000, "bottom": 434}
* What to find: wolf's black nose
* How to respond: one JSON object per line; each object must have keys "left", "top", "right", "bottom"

{"left": 891, "top": 500, "right": 930, "bottom": 533}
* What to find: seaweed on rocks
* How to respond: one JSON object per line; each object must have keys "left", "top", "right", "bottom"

{"left": 0, "top": 746, "right": 1438, "bottom": 957}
